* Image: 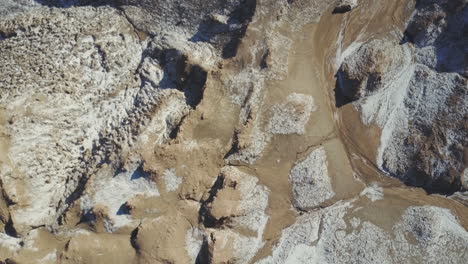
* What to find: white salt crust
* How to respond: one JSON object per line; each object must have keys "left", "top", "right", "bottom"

{"left": 260, "top": 203, "right": 468, "bottom": 264}
{"left": 289, "top": 147, "right": 335, "bottom": 210}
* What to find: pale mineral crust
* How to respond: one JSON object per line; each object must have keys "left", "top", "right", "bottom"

{"left": 0, "top": 0, "right": 467, "bottom": 263}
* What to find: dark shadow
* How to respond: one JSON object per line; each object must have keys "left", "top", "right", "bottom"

{"left": 195, "top": 238, "right": 212, "bottom": 264}
{"left": 333, "top": 70, "right": 362, "bottom": 108}
{"left": 130, "top": 227, "right": 140, "bottom": 251}
{"left": 190, "top": 0, "right": 257, "bottom": 59}
{"left": 334, "top": 73, "right": 351, "bottom": 107}
{"left": 116, "top": 203, "right": 131, "bottom": 215}
{"left": 332, "top": 5, "right": 353, "bottom": 14}
{"left": 181, "top": 65, "right": 207, "bottom": 107}
{"left": 223, "top": 130, "right": 242, "bottom": 160}
{"left": 77, "top": 209, "right": 95, "bottom": 223}
{"left": 155, "top": 49, "right": 208, "bottom": 108}
{"left": 259, "top": 49, "right": 270, "bottom": 69}
{"left": 130, "top": 165, "right": 150, "bottom": 180}
{"left": 4, "top": 218, "right": 18, "bottom": 238}
{"left": 33, "top": 0, "right": 114, "bottom": 8}
{"left": 390, "top": 166, "right": 461, "bottom": 196}
{"left": 0, "top": 32, "right": 16, "bottom": 41}
{"left": 198, "top": 175, "right": 226, "bottom": 228}
{"left": 432, "top": 5, "right": 467, "bottom": 76}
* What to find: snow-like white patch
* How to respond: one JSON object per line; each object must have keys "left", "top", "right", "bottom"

{"left": 335, "top": 40, "right": 364, "bottom": 70}
{"left": 257, "top": 213, "right": 321, "bottom": 264}
{"left": 163, "top": 168, "right": 182, "bottom": 192}
{"left": 210, "top": 228, "right": 267, "bottom": 264}
{"left": 225, "top": 69, "right": 271, "bottom": 165}
{"left": 268, "top": 93, "right": 317, "bottom": 135}
{"left": 264, "top": 201, "right": 468, "bottom": 263}
{"left": 334, "top": 20, "right": 363, "bottom": 71}
{"left": 360, "top": 183, "right": 384, "bottom": 202}
{"left": 350, "top": 217, "right": 361, "bottom": 228}
{"left": 342, "top": 8, "right": 466, "bottom": 186}
{"left": 0, "top": 9, "right": 146, "bottom": 232}
{"left": 259, "top": 201, "right": 354, "bottom": 264}
{"left": 283, "top": 244, "right": 319, "bottom": 264}
{"left": 182, "top": 140, "right": 199, "bottom": 151}
{"left": 289, "top": 147, "right": 335, "bottom": 210}
{"left": 462, "top": 168, "right": 468, "bottom": 189}
{"left": 136, "top": 90, "right": 190, "bottom": 146}
{"left": 185, "top": 228, "right": 204, "bottom": 263}
{"left": 23, "top": 229, "right": 40, "bottom": 252}
{"left": 363, "top": 63, "right": 415, "bottom": 169}
{"left": 81, "top": 161, "right": 159, "bottom": 232}
{"left": 394, "top": 206, "right": 468, "bottom": 263}
{"left": 0, "top": 232, "right": 22, "bottom": 252}
{"left": 211, "top": 13, "right": 229, "bottom": 24}
{"left": 38, "top": 249, "right": 57, "bottom": 263}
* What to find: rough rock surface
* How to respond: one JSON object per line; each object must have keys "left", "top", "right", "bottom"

{"left": 289, "top": 146, "right": 335, "bottom": 210}
{"left": 0, "top": 0, "right": 467, "bottom": 263}
{"left": 337, "top": 0, "right": 467, "bottom": 194}
{"left": 261, "top": 201, "right": 468, "bottom": 263}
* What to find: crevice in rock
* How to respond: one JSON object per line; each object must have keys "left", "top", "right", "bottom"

{"left": 198, "top": 175, "right": 226, "bottom": 228}
{"left": 116, "top": 202, "right": 131, "bottom": 215}
{"left": 0, "top": 31, "right": 16, "bottom": 41}
{"left": 130, "top": 226, "right": 140, "bottom": 252}
{"left": 94, "top": 43, "right": 110, "bottom": 72}
{"left": 3, "top": 258, "right": 18, "bottom": 264}
{"left": 260, "top": 49, "right": 270, "bottom": 69}
{"left": 116, "top": 7, "right": 156, "bottom": 40}
{"left": 223, "top": 104, "right": 256, "bottom": 160}
{"left": 332, "top": 5, "right": 352, "bottom": 14}
{"left": 76, "top": 208, "right": 96, "bottom": 225}
{"left": 168, "top": 115, "right": 187, "bottom": 140}
{"left": 0, "top": 180, "right": 16, "bottom": 207}
{"left": 156, "top": 48, "right": 208, "bottom": 108}
{"left": 221, "top": 0, "right": 257, "bottom": 59}
{"left": 181, "top": 65, "right": 208, "bottom": 107}
{"left": 223, "top": 129, "right": 244, "bottom": 160}
{"left": 334, "top": 67, "right": 365, "bottom": 107}
{"left": 4, "top": 217, "right": 18, "bottom": 238}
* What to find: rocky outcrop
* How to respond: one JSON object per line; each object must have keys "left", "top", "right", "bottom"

{"left": 336, "top": 39, "right": 412, "bottom": 105}
{"left": 198, "top": 166, "right": 270, "bottom": 263}
{"left": 336, "top": 0, "right": 467, "bottom": 194}
{"left": 289, "top": 147, "right": 335, "bottom": 210}
{"left": 0, "top": 6, "right": 147, "bottom": 234}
